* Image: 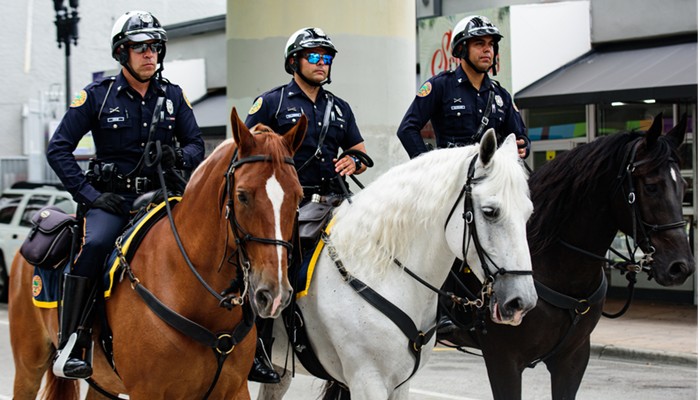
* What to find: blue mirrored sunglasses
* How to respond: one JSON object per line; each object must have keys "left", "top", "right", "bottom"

{"left": 304, "top": 52, "right": 333, "bottom": 65}
{"left": 129, "top": 42, "right": 163, "bottom": 54}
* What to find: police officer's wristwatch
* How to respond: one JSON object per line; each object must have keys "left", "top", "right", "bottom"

{"left": 350, "top": 155, "right": 362, "bottom": 171}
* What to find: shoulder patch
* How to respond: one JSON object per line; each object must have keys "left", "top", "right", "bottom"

{"left": 70, "top": 90, "right": 87, "bottom": 108}
{"left": 182, "top": 91, "right": 192, "bottom": 109}
{"left": 417, "top": 82, "right": 432, "bottom": 97}
{"left": 249, "top": 97, "right": 263, "bottom": 115}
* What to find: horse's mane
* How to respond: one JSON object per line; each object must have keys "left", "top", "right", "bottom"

{"left": 527, "top": 130, "right": 680, "bottom": 255}
{"left": 330, "top": 143, "right": 530, "bottom": 280}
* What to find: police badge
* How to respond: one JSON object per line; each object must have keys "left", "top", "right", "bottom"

{"left": 166, "top": 99, "right": 174, "bottom": 115}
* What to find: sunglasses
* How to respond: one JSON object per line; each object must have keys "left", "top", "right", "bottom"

{"left": 129, "top": 42, "right": 164, "bottom": 54}
{"left": 303, "top": 53, "right": 333, "bottom": 65}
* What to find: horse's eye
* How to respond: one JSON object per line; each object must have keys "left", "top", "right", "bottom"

{"left": 237, "top": 191, "right": 250, "bottom": 205}
{"left": 482, "top": 207, "right": 499, "bottom": 219}
{"left": 644, "top": 184, "right": 658, "bottom": 194}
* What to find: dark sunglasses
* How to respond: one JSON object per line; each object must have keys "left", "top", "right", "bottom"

{"left": 303, "top": 52, "right": 333, "bottom": 65}
{"left": 129, "top": 42, "right": 164, "bottom": 54}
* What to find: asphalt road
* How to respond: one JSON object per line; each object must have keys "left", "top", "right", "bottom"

{"left": 0, "top": 303, "right": 697, "bottom": 399}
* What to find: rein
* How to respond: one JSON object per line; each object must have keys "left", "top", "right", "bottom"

{"left": 115, "top": 144, "right": 295, "bottom": 400}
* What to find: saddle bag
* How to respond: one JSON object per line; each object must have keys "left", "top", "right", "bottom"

{"left": 298, "top": 201, "right": 334, "bottom": 247}
{"left": 20, "top": 206, "right": 77, "bottom": 270}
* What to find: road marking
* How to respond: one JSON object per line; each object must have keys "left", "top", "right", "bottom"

{"left": 409, "top": 388, "right": 482, "bottom": 400}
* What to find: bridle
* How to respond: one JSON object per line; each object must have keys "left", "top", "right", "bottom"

{"left": 614, "top": 137, "right": 687, "bottom": 263}
{"left": 222, "top": 150, "right": 297, "bottom": 304}
{"left": 445, "top": 154, "right": 533, "bottom": 285}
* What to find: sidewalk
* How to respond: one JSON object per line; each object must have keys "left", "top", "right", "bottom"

{"left": 590, "top": 297, "right": 698, "bottom": 366}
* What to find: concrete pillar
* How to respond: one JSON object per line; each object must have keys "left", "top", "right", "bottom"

{"left": 227, "top": 0, "right": 416, "bottom": 183}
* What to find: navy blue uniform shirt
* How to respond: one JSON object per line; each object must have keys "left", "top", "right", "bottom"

{"left": 245, "top": 79, "right": 363, "bottom": 193}
{"left": 47, "top": 72, "right": 205, "bottom": 206}
{"left": 397, "top": 67, "right": 529, "bottom": 159}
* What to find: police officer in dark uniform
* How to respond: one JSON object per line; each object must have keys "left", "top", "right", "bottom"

{"left": 46, "top": 10, "right": 204, "bottom": 379}
{"left": 244, "top": 27, "right": 368, "bottom": 383}
{"left": 396, "top": 15, "right": 529, "bottom": 335}
{"left": 397, "top": 15, "right": 530, "bottom": 159}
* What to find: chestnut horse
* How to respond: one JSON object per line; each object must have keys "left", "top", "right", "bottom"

{"left": 9, "top": 108, "right": 306, "bottom": 399}
{"left": 444, "top": 113, "right": 695, "bottom": 399}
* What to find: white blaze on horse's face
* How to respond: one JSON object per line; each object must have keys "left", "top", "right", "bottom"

{"left": 265, "top": 173, "right": 287, "bottom": 316}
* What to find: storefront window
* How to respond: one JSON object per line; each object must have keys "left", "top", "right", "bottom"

{"left": 597, "top": 102, "right": 674, "bottom": 136}
{"left": 527, "top": 106, "right": 586, "bottom": 141}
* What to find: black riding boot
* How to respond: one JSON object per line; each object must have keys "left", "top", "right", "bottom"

{"left": 52, "top": 274, "right": 94, "bottom": 379}
{"left": 248, "top": 318, "right": 280, "bottom": 383}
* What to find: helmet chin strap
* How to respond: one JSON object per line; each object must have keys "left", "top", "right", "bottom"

{"left": 292, "top": 55, "right": 332, "bottom": 87}
{"left": 124, "top": 62, "right": 163, "bottom": 83}
{"left": 465, "top": 58, "right": 490, "bottom": 75}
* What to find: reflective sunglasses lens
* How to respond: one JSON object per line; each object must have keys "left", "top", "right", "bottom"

{"left": 305, "top": 53, "right": 332, "bottom": 65}
{"left": 306, "top": 53, "right": 321, "bottom": 64}
{"left": 130, "top": 43, "right": 162, "bottom": 54}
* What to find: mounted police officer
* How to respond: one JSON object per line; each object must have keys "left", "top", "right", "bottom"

{"left": 396, "top": 15, "right": 530, "bottom": 335}
{"left": 397, "top": 15, "right": 530, "bottom": 159}
{"left": 46, "top": 10, "right": 204, "bottom": 379}
{"left": 244, "top": 27, "right": 369, "bottom": 383}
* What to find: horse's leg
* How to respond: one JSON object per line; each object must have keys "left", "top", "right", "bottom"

{"left": 482, "top": 352, "right": 524, "bottom": 400}
{"left": 8, "top": 257, "right": 55, "bottom": 400}
{"left": 546, "top": 339, "right": 591, "bottom": 400}
{"left": 257, "top": 368, "right": 292, "bottom": 400}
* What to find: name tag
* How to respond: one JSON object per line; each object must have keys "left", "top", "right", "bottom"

{"left": 285, "top": 113, "right": 302, "bottom": 119}
{"left": 451, "top": 105, "right": 466, "bottom": 110}
{"left": 107, "top": 117, "right": 124, "bottom": 123}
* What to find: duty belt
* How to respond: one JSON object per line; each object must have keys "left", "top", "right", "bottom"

{"left": 93, "top": 175, "right": 155, "bottom": 194}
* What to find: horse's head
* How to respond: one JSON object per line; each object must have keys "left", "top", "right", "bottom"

{"left": 229, "top": 107, "right": 305, "bottom": 318}
{"left": 445, "top": 129, "right": 537, "bottom": 326}
{"left": 615, "top": 113, "right": 695, "bottom": 286}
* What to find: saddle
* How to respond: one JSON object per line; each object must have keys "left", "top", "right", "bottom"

{"left": 30, "top": 194, "right": 181, "bottom": 308}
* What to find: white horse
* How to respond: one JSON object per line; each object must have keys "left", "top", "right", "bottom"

{"left": 259, "top": 130, "right": 538, "bottom": 400}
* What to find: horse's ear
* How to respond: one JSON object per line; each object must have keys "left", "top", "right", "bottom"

{"left": 479, "top": 128, "right": 497, "bottom": 166}
{"left": 645, "top": 112, "right": 663, "bottom": 147}
{"left": 665, "top": 113, "right": 688, "bottom": 149}
{"left": 282, "top": 114, "right": 307, "bottom": 153}
{"left": 230, "top": 107, "right": 254, "bottom": 152}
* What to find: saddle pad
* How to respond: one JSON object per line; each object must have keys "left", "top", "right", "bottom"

{"left": 296, "top": 217, "right": 336, "bottom": 299}
{"left": 31, "top": 197, "right": 181, "bottom": 308}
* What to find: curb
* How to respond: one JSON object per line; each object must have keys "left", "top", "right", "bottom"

{"left": 590, "top": 343, "right": 698, "bottom": 367}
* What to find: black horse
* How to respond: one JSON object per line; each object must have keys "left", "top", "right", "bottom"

{"left": 444, "top": 113, "right": 695, "bottom": 399}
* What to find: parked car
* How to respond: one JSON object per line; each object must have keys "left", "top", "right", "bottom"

{"left": 0, "top": 182, "right": 76, "bottom": 302}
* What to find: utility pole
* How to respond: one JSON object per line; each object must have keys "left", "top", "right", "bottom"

{"left": 53, "top": 0, "right": 79, "bottom": 109}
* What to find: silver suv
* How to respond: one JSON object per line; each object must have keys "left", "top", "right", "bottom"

{"left": 0, "top": 182, "right": 76, "bottom": 302}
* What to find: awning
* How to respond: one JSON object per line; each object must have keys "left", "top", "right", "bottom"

{"left": 515, "top": 41, "right": 697, "bottom": 108}
{"left": 192, "top": 91, "right": 227, "bottom": 128}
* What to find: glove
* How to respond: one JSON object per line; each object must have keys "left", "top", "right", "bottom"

{"left": 91, "top": 193, "right": 126, "bottom": 215}
{"left": 160, "top": 145, "right": 178, "bottom": 169}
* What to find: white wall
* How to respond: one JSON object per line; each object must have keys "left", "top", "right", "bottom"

{"left": 510, "top": 1, "right": 591, "bottom": 93}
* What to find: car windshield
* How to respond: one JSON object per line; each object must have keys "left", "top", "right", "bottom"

{"left": 0, "top": 194, "right": 22, "bottom": 224}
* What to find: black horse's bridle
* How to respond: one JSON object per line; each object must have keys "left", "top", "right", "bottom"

{"left": 615, "top": 138, "right": 687, "bottom": 261}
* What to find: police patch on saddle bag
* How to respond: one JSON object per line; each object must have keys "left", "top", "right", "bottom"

{"left": 20, "top": 206, "right": 77, "bottom": 270}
